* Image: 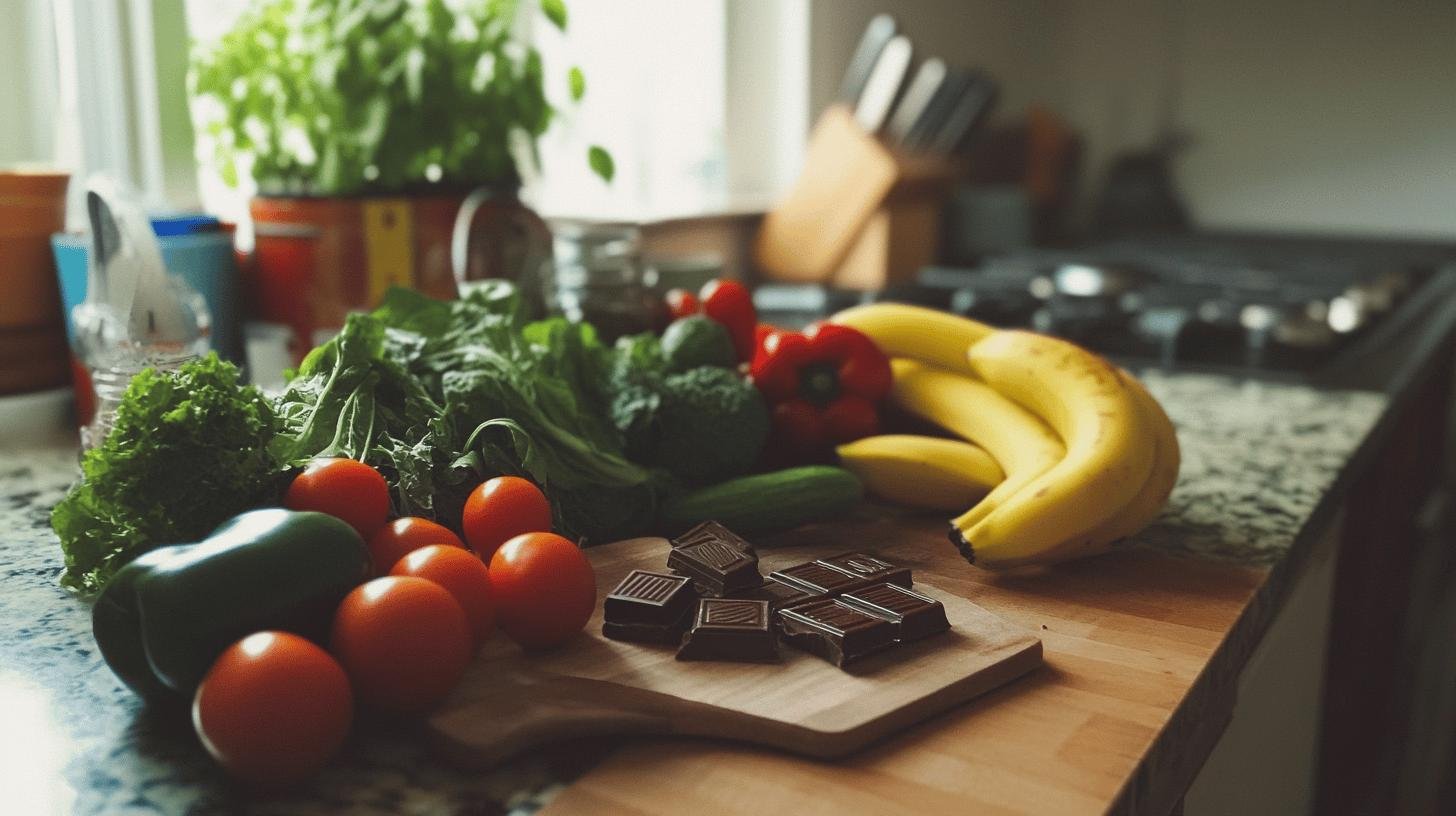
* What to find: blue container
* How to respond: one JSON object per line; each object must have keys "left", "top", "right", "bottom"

{"left": 51, "top": 219, "right": 242, "bottom": 363}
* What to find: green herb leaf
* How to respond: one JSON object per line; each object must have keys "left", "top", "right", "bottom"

{"left": 541, "top": 0, "right": 567, "bottom": 30}
{"left": 588, "top": 144, "right": 614, "bottom": 183}
{"left": 568, "top": 66, "right": 585, "bottom": 101}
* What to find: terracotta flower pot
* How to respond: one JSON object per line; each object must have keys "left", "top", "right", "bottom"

{"left": 246, "top": 189, "right": 549, "bottom": 360}
{"left": 0, "top": 169, "right": 70, "bottom": 395}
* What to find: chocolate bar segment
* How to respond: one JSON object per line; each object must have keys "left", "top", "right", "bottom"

{"left": 777, "top": 598, "right": 896, "bottom": 666}
{"left": 767, "top": 561, "right": 862, "bottom": 596}
{"left": 676, "top": 599, "right": 778, "bottom": 662}
{"left": 671, "top": 520, "right": 757, "bottom": 558}
{"left": 667, "top": 539, "right": 762, "bottom": 597}
{"left": 840, "top": 582, "right": 950, "bottom": 643}
{"left": 814, "top": 552, "right": 912, "bottom": 588}
{"left": 739, "top": 578, "right": 823, "bottom": 612}
{"left": 602, "top": 570, "right": 697, "bottom": 645}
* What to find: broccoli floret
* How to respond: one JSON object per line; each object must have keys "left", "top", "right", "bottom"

{"left": 641, "top": 366, "right": 769, "bottom": 485}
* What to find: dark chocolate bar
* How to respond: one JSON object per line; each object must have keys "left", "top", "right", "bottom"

{"left": 777, "top": 598, "right": 897, "bottom": 666}
{"left": 602, "top": 569, "right": 697, "bottom": 645}
{"left": 676, "top": 599, "right": 778, "bottom": 662}
{"left": 668, "top": 539, "right": 762, "bottom": 597}
{"left": 738, "top": 578, "right": 822, "bottom": 612}
{"left": 767, "top": 561, "right": 862, "bottom": 596}
{"left": 839, "top": 582, "right": 950, "bottom": 642}
{"left": 814, "top": 552, "right": 912, "bottom": 588}
{"left": 671, "top": 520, "right": 757, "bottom": 557}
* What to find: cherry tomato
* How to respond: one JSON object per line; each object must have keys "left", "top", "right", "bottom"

{"left": 192, "top": 631, "right": 352, "bottom": 789}
{"left": 390, "top": 545, "right": 495, "bottom": 645}
{"left": 368, "top": 517, "right": 465, "bottom": 576}
{"left": 489, "top": 533, "right": 596, "bottom": 650}
{"left": 285, "top": 458, "right": 390, "bottom": 539}
{"left": 665, "top": 288, "right": 699, "bottom": 320}
{"left": 330, "top": 577, "right": 472, "bottom": 717}
{"left": 699, "top": 279, "right": 757, "bottom": 362}
{"left": 461, "top": 476, "right": 552, "bottom": 561}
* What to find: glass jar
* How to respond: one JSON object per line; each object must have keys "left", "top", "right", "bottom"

{"left": 543, "top": 222, "right": 665, "bottom": 342}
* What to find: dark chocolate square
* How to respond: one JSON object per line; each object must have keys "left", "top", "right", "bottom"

{"left": 668, "top": 539, "right": 762, "bottom": 597}
{"left": 602, "top": 570, "right": 697, "bottom": 644}
{"left": 767, "top": 561, "right": 862, "bottom": 596}
{"left": 814, "top": 552, "right": 912, "bottom": 588}
{"left": 777, "top": 598, "right": 897, "bottom": 666}
{"left": 738, "top": 578, "right": 823, "bottom": 612}
{"left": 671, "top": 520, "right": 757, "bottom": 557}
{"left": 839, "top": 582, "right": 950, "bottom": 642}
{"left": 675, "top": 599, "right": 778, "bottom": 662}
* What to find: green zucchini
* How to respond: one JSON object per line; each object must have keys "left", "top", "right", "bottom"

{"left": 658, "top": 466, "right": 863, "bottom": 535}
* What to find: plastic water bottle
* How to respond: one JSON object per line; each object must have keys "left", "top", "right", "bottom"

{"left": 70, "top": 177, "right": 212, "bottom": 450}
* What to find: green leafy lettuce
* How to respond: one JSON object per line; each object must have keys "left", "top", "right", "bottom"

{"left": 51, "top": 355, "right": 283, "bottom": 594}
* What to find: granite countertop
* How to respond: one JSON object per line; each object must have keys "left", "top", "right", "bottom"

{"left": 0, "top": 372, "right": 1388, "bottom": 815}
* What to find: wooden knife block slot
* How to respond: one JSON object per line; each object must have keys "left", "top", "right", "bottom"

{"left": 755, "top": 106, "right": 962, "bottom": 291}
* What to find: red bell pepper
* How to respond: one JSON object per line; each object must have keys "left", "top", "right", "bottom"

{"left": 749, "top": 322, "right": 892, "bottom": 454}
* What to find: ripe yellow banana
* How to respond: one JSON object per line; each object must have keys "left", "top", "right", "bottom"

{"left": 888, "top": 359, "right": 1063, "bottom": 530}
{"left": 836, "top": 434, "right": 1005, "bottom": 512}
{"left": 831, "top": 303, "right": 994, "bottom": 374}
{"left": 1044, "top": 369, "right": 1181, "bottom": 562}
{"left": 955, "top": 330, "right": 1156, "bottom": 568}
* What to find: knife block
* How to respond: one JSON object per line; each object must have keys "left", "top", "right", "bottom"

{"left": 755, "top": 106, "right": 961, "bottom": 290}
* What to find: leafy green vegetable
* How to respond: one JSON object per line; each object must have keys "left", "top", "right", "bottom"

{"left": 272, "top": 284, "right": 664, "bottom": 542}
{"left": 189, "top": 0, "right": 610, "bottom": 194}
{"left": 52, "top": 355, "right": 283, "bottom": 594}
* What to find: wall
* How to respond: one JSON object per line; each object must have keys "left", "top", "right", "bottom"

{"left": 1052, "top": 0, "right": 1456, "bottom": 237}
{"left": 807, "top": 0, "right": 1456, "bottom": 238}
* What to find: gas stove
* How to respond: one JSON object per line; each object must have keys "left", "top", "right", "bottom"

{"left": 753, "top": 233, "right": 1456, "bottom": 388}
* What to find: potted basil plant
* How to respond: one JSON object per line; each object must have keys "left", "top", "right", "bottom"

{"left": 189, "top": 0, "right": 612, "bottom": 356}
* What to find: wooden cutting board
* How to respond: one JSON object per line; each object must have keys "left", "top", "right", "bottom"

{"left": 428, "top": 533, "right": 1042, "bottom": 768}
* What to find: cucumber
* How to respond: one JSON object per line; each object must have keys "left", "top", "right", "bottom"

{"left": 658, "top": 466, "right": 863, "bottom": 535}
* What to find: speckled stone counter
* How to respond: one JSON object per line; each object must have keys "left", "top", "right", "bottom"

{"left": 0, "top": 372, "right": 1388, "bottom": 815}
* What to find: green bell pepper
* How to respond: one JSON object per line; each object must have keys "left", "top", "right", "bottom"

{"left": 92, "top": 508, "right": 370, "bottom": 700}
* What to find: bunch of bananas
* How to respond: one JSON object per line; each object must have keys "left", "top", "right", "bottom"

{"left": 830, "top": 303, "right": 1179, "bottom": 569}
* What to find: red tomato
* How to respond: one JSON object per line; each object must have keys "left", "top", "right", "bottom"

{"left": 664, "top": 288, "right": 699, "bottom": 319}
{"left": 390, "top": 545, "right": 495, "bottom": 645}
{"left": 489, "top": 533, "right": 596, "bottom": 650}
{"left": 461, "top": 476, "right": 552, "bottom": 561}
{"left": 699, "top": 279, "right": 756, "bottom": 362}
{"left": 330, "top": 577, "right": 472, "bottom": 717}
{"left": 192, "top": 631, "right": 352, "bottom": 789}
{"left": 285, "top": 458, "right": 390, "bottom": 539}
{"left": 368, "top": 517, "right": 465, "bottom": 576}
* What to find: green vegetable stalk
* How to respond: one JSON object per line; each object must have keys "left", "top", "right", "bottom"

{"left": 52, "top": 355, "right": 284, "bottom": 594}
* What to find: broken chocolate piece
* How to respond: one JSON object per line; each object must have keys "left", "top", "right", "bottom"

{"left": 667, "top": 539, "right": 762, "bottom": 597}
{"left": 814, "top": 552, "right": 912, "bottom": 588}
{"left": 676, "top": 599, "right": 778, "bottom": 662}
{"left": 602, "top": 570, "right": 697, "bottom": 645}
{"left": 671, "top": 520, "right": 757, "bottom": 558}
{"left": 777, "top": 598, "right": 897, "bottom": 666}
{"left": 767, "top": 561, "right": 862, "bottom": 596}
{"left": 839, "top": 582, "right": 950, "bottom": 642}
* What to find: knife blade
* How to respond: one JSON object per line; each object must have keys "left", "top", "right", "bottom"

{"left": 885, "top": 57, "right": 947, "bottom": 146}
{"left": 852, "top": 35, "right": 912, "bottom": 134}
{"left": 928, "top": 73, "right": 1000, "bottom": 154}
{"left": 838, "top": 13, "right": 897, "bottom": 105}
{"left": 901, "top": 67, "right": 971, "bottom": 150}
